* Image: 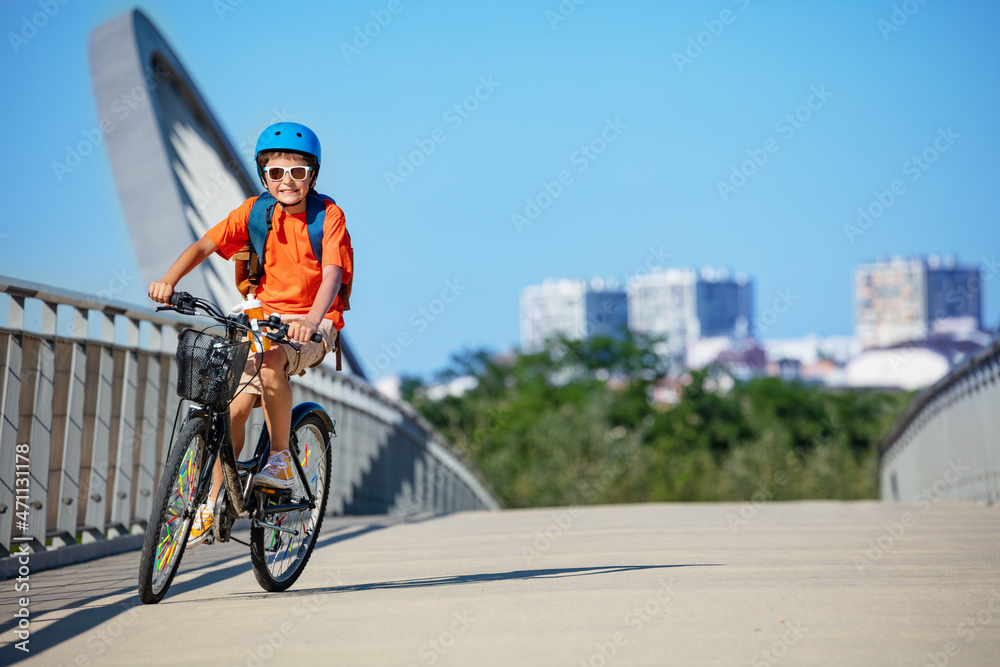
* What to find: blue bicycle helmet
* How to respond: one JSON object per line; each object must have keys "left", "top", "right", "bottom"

{"left": 254, "top": 122, "right": 322, "bottom": 183}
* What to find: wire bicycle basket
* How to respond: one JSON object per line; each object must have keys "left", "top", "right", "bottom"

{"left": 175, "top": 329, "right": 251, "bottom": 403}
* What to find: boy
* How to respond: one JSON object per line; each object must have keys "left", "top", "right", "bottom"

{"left": 148, "top": 122, "right": 352, "bottom": 547}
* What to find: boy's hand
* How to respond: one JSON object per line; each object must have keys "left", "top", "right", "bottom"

{"left": 287, "top": 317, "right": 320, "bottom": 344}
{"left": 148, "top": 281, "right": 175, "bottom": 304}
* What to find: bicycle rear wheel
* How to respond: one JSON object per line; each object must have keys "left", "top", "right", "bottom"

{"left": 250, "top": 412, "right": 332, "bottom": 591}
{"left": 137, "top": 416, "right": 209, "bottom": 604}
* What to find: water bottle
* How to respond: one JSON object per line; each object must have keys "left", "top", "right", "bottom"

{"left": 244, "top": 296, "right": 270, "bottom": 352}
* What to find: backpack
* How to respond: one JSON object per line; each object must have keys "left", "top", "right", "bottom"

{"left": 233, "top": 191, "right": 353, "bottom": 369}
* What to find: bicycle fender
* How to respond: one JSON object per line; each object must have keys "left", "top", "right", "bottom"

{"left": 185, "top": 405, "right": 212, "bottom": 422}
{"left": 291, "top": 402, "right": 335, "bottom": 436}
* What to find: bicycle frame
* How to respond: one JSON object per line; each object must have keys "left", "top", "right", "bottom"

{"left": 161, "top": 293, "right": 321, "bottom": 532}
{"left": 139, "top": 290, "right": 336, "bottom": 602}
{"left": 174, "top": 398, "right": 320, "bottom": 540}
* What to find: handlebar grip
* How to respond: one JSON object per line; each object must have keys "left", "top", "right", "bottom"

{"left": 311, "top": 332, "right": 323, "bottom": 343}
{"left": 169, "top": 291, "right": 189, "bottom": 307}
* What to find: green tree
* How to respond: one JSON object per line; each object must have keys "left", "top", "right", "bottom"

{"left": 408, "top": 336, "right": 914, "bottom": 507}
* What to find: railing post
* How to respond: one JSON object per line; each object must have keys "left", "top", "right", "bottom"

{"left": 0, "top": 293, "right": 26, "bottom": 555}
{"left": 52, "top": 307, "right": 88, "bottom": 547}
{"left": 108, "top": 316, "right": 139, "bottom": 537}
{"left": 19, "top": 300, "right": 57, "bottom": 552}
{"left": 81, "top": 310, "right": 115, "bottom": 543}
{"left": 156, "top": 329, "right": 181, "bottom": 482}
{"left": 132, "top": 323, "right": 162, "bottom": 528}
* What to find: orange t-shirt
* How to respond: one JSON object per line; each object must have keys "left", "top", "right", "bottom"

{"left": 206, "top": 196, "right": 353, "bottom": 330}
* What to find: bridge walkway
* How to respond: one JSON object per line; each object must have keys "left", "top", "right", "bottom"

{"left": 2, "top": 502, "right": 998, "bottom": 666}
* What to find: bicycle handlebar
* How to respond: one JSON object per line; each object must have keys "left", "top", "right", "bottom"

{"left": 160, "top": 291, "right": 323, "bottom": 344}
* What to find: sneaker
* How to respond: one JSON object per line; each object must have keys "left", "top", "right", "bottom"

{"left": 187, "top": 503, "right": 214, "bottom": 549}
{"left": 253, "top": 450, "right": 295, "bottom": 490}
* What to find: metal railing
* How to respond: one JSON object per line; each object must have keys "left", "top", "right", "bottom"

{"left": 0, "top": 276, "right": 499, "bottom": 563}
{"left": 879, "top": 332, "right": 1000, "bottom": 501}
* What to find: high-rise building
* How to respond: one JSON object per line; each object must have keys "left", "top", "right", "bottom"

{"left": 627, "top": 267, "right": 752, "bottom": 361}
{"left": 855, "top": 256, "right": 982, "bottom": 349}
{"left": 585, "top": 289, "right": 629, "bottom": 340}
{"left": 626, "top": 268, "right": 698, "bottom": 358}
{"left": 695, "top": 267, "right": 753, "bottom": 339}
{"left": 924, "top": 257, "right": 982, "bottom": 326}
{"left": 520, "top": 279, "right": 629, "bottom": 353}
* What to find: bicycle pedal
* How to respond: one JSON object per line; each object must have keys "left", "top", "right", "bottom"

{"left": 212, "top": 495, "right": 233, "bottom": 543}
{"left": 257, "top": 487, "right": 292, "bottom": 503}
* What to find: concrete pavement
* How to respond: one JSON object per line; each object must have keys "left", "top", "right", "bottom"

{"left": 1, "top": 501, "right": 998, "bottom": 666}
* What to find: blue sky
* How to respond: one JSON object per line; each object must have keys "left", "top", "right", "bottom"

{"left": 1, "top": 0, "right": 998, "bottom": 379}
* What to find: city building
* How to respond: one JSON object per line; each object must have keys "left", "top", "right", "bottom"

{"left": 844, "top": 345, "right": 951, "bottom": 391}
{"left": 843, "top": 330, "right": 990, "bottom": 390}
{"left": 585, "top": 288, "right": 629, "bottom": 340}
{"left": 696, "top": 267, "right": 753, "bottom": 339}
{"left": 855, "top": 255, "right": 982, "bottom": 349}
{"left": 520, "top": 278, "right": 628, "bottom": 353}
{"left": 627, "top": 266, "right": 752, "bottom": 364}
{"left": 762, "top": 334, "right": 860, "bottom": 385}
{"left": 626, "top": 267, "right": 698, "bottom": 359}
{"left": 762, "top": 335, "right": 860, "bottom": 367}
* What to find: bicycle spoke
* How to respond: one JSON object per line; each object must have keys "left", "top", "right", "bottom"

{"left": 145, "top": 426, "right": 206, "bottom": 596}
{"left": 250, "top": 414, "right": 331, "bottom": 591}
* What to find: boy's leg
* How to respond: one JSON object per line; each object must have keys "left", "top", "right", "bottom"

{"left": 207, "top": 390, "right": 256, "bottom": 503}
{"left": 253, "top": 347, "right": 295, "bottom": 489}
{"left": 230, "top": 391, "right": 256, "bottom": 457}
{"left": 253, "top": 322, "right": 333, "bottom": 489}
{"left": 259, "top": 346, "right": 292, "bottom": 453}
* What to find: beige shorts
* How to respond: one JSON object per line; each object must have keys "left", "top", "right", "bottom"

{"left": 237, "top": 317, "right": 337, "bottom": 396}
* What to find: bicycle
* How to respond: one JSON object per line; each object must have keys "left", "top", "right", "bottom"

{"left": 137, "top": 291, "right": 334, "bottom": 604}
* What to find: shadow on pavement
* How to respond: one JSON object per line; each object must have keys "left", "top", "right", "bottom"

{"left": 0, "top": 516, "right": 410, "bottom": 665}
{"left": 314, "top": 563, "right": 724, "bottom": 593}
{"left": 200, "top": 563, "right": 725, "bottom": 603}
{"left": 0, "top": 560, "right": 253, "bottom": 665}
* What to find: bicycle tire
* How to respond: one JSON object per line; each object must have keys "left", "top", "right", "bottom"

{"left": 249, "top": 412, "right": 332, "bottom": 592}
{"left": 137, "top": 416, "right": 210, "bottom": 604}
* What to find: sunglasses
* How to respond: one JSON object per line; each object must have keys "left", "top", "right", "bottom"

{"left": 265, "top": 165, "right": 312, "bottom": 181}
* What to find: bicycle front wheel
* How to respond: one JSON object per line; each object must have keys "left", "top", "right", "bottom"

{"left": 250, "top": 412, "right": 332, "bottom": 592}
{"left": 137, "top": 416, "right": 209, "bottom": 604}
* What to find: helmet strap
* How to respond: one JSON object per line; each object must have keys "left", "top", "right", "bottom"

{"left": 278, "top": 196, "right": 307, "bottom": 209}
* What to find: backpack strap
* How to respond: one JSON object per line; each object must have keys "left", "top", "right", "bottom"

{"left": 247, "top": 193, "right": 276, "bottom": 290}
{"left": 303, "top": 192, "right": 334, "bottom": 264}
{"left": 304, "top": 193, "right": 351, "bottom": 311}
{"left": 335, "top": 329, "right": 342, "bottom": 371}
